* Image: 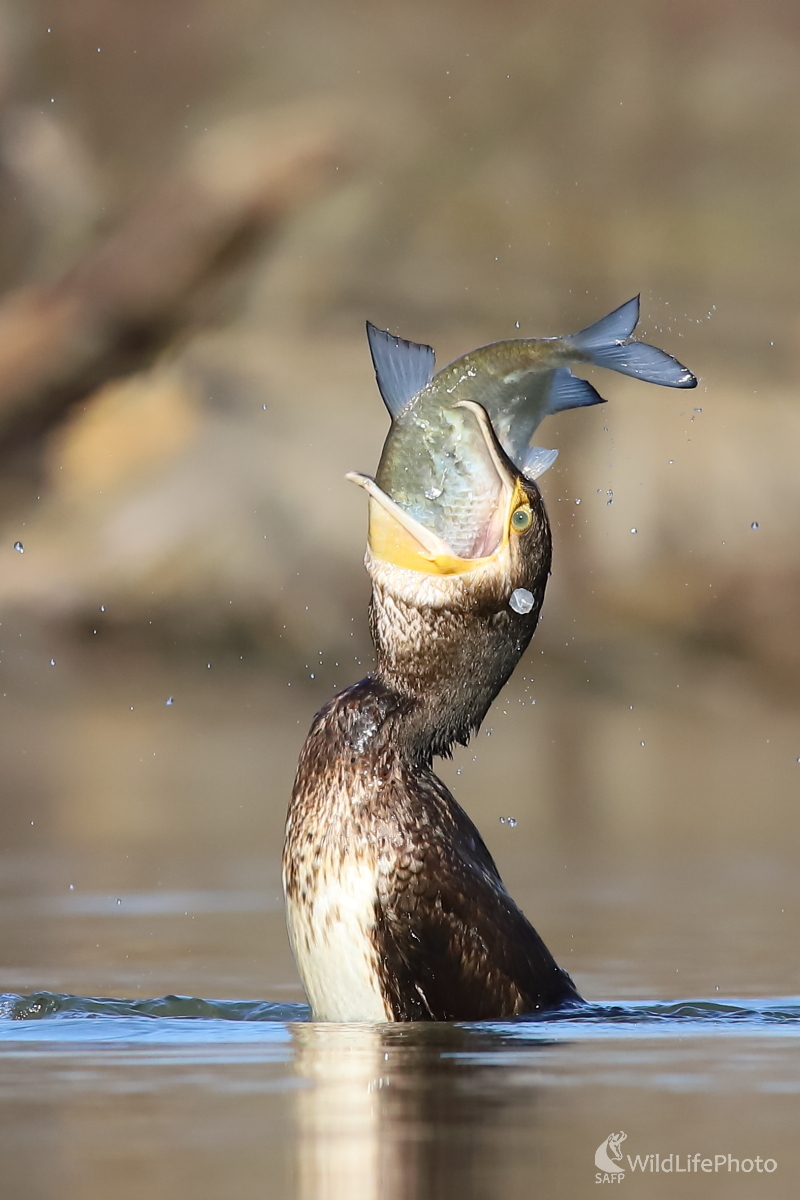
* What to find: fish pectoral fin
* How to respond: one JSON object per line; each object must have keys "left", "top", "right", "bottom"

{"left": 365, "top": 322, "right": 436, "bottom": 418}
{"left": 521, "top": 446, "right": 559, "bottom": 481}
{"left": 547, "top": 367, "right": 605, "bottom": 413}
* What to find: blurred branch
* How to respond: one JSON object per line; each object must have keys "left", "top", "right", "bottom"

{"left": 0, "top": 103, "right": 347, "bottom": 460}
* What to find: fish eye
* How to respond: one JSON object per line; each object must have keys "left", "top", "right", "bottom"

{"left": 510, "top": 505, "right": 532, "bottom": 533}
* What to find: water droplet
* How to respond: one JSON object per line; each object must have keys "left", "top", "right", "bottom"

{"left": 507, "top": 817, "right": 517, "bottom": 828}
{"left": 693, "top": 407, "right": 702, "bottom": 413}
{"left": 606, "top": 490, "right": 613, "bottom": 506}
{"left": 99, "top": 605, "right": 105, "bottom": 612}
{"left": 262, "top": 404, "right": 267, "bottom": 410}
{"left": 69, "top": 884, "right": 74, "bottom": 890}
{"left": 129, "top": 706, "right": 134, "bottom": 711}
{"left": 630, "top": 528, "right": 638, "bottom": 535}
{"left": 640, "top": 741, "right": 646, "bottom": 747}
{"left": 574, "top": 498, "right": 581, "bottom": 505}
{"left": 751, "top": 522, "right": 759, "bottom": 530}
{"left": 49, "top": 659, "right": 56, "bottom": 667}
{"left": 509, "top": 588, "right": 534, "bottom": 614}
{"left": 165, "top": 697, "right": 175, "bottom": 706}
{"left": 207, "top": 663, "right": 211, "bottom": 669}
{"left": 499, "top": 817, "right": 506, "bottom": 824}
{"left": 116, "top": 898, "right": 122, "bottom": 906}
{"left": 424, "top": 486, "right": 442, "bottom": 500}
{"left": 13, "top": 541, "right": 23, "bottom": 553}
{"left": 668, "top": 459, "right": 674, "bottom": 465}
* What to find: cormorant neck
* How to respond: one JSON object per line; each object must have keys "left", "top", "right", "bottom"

{"left": 368, "top": 560, "right": 546, "bottom": 765}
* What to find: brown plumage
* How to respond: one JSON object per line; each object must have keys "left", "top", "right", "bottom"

{"left": 283, "top": 459, "right": 582, "bottom": 1022}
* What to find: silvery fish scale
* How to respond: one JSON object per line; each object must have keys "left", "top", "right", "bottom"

{"left": 376, "top": 341, "right": 575, "bottom": 557}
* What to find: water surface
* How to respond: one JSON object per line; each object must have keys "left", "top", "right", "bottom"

{"left": 1, "top": 652, "right": 799, "bottom": 1197}
{"left": 1, "top": 991, "right": 799, "bottom": 1199}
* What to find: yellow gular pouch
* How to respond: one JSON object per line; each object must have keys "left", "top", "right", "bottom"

{"left": 362, "top": 476, "right": 532, "bottom": 577}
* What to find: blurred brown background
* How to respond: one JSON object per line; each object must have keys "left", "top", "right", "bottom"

{"left": 0, "top": 0, "right": 798, "bottom": 672}
{"left": 2, "top": 7, "right": 800, "bottom": 1199}
{"left": 0, "top": 0, "right": 798, "bottom": 1008}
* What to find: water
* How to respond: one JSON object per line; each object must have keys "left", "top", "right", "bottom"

{"left": 509, "top": 588, "right": 534, "bottom": 614}
{"left": 4, "top": 989, "right": 800, "bottom": 1035}
{"left": 1, "top": 993, "right": 799, "bottom": 1199}
{"left": 1, "top": 647, "right": 799, "bottom": 1196}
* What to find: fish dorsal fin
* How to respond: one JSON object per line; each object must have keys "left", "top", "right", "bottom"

{"left": 521, "top": 446, "right": 559, "bottom": 480}
{"left": 366, "top": 322, "right": 436, "bottom": 418}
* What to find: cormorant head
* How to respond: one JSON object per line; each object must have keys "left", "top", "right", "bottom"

{"left": 347, "top": 402, "right": 552, "bottom": 758}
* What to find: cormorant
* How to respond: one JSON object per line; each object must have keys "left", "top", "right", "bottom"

{"left": 283, "top": 400, "right": 582, "bottom": 1021}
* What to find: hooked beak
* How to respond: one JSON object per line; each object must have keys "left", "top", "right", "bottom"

{"left": 347, "top": 401, "right": 522, "bottom": 576}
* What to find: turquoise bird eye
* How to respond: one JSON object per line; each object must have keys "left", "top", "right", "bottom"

{"left": 511, "top": 506, "right": 532, "bottom": 532}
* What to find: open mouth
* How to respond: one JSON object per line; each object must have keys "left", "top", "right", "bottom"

{"left": 347, "top": 401, "right": 520, "bottom": 576}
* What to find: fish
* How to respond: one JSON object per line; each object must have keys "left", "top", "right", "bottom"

{"left": 360, "top": 296, "right": 696, "bottom": 559}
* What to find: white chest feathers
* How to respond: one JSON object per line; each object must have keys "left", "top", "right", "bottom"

{"left": 285, "top": 856, "right": 391, "bottom": 1022}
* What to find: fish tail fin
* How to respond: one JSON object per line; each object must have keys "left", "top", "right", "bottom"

{"left": 568, "top": 296, "right": 697, "bottom": 389}
{"left": 571, "top": 295, "right": 641, "bottom": 349}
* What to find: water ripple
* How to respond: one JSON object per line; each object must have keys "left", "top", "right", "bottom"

{"left": 2, "top": 992, "right": 306, "bottom": 1023}
{"left": 1, "top": 992, "right": 800, "bottom": 1045}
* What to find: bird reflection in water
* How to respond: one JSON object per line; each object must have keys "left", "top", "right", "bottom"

{"left": 291, "top": 1021, "right": 543, "bottom": 1200}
